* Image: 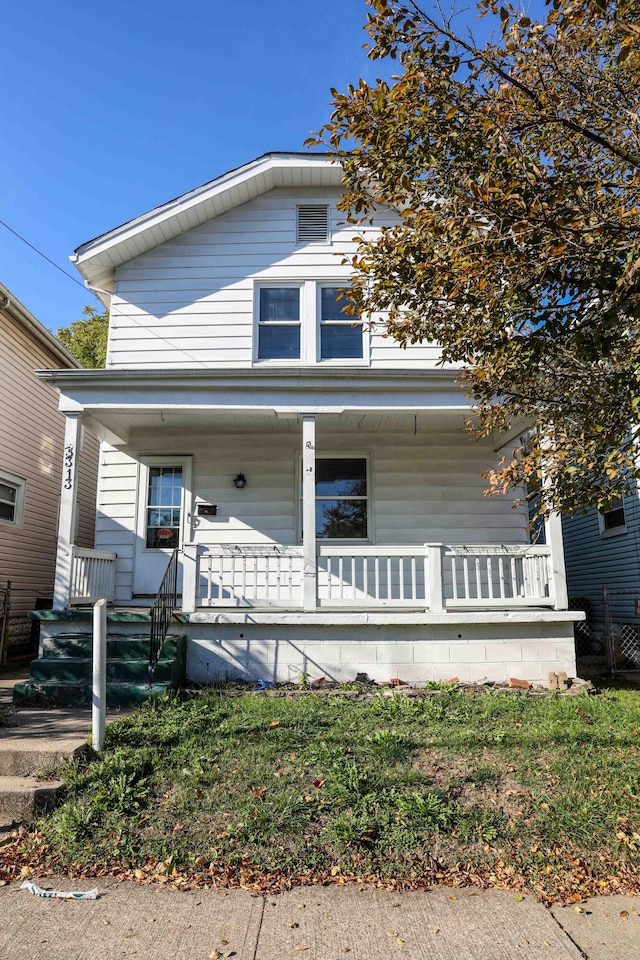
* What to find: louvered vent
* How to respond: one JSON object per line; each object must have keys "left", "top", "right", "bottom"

{"left": 297, "top": 204, "right": 329, "bottom": 243}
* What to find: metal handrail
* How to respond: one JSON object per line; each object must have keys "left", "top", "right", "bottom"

{"left": 149, "top": 549, "right": 179, "bottom": 680}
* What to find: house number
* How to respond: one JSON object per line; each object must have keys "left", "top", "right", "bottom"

{"left": 64, "top": 444, "right": 75, "bottom": 490}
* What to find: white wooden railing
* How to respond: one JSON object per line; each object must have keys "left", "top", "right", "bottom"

{"left": 69, "top": 547, "right": 117, "bottom": 605}
{"left": 182, "top": 542, "right": 558, "bottom": 612}
{"left": 444, "top": 545, "right": 553, "bottom": 608}
{"left": 199, "top": 545, "right": 304, "bottom": 607}
{"left": 317, "top": 546, "right": 428, "bottom": 606}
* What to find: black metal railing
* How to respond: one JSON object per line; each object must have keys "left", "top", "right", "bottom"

{"left": 0, "top": 579, "right": 11, "bottom": 665}
{"left": 149, "top": 550, "right": 179, "bottom": 680}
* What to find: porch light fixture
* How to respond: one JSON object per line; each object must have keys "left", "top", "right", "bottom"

{"left": 233, "top": 473, "right": 247, "bottom": 489}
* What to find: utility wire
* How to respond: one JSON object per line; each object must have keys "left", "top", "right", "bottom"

{"left": 0, "top": 217, "right": 87, "bottom": 290}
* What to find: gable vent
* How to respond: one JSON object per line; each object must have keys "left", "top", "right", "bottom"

{"left": 297, "top": 204, "right": 329, "bottom": 243}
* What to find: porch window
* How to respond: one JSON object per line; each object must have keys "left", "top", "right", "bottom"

{"left": 305, "top": 457, "right": 368, "bottom": 539}
{"left": 257, "top": 287, "right": 301, "bottom": 360}
{"left": 600, "top": 498, "right": 626, "bottom": 536}
{"left": 319, "top": 287, "right": 363, "bottom": 360}
{"left": 145, "top": 466, "right": 183, "bottom": 549}
{"left": 0, "top": 469, "right": 25, "bottom": 526}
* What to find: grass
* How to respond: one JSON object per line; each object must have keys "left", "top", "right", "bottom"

{"left": 7, "top": 685, "right": 640, "bottom": 900}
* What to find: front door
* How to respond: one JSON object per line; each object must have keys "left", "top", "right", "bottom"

{"left": 133, "top": 457, "right": 192, "bottom": 596}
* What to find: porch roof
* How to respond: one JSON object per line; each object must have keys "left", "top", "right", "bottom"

{"left": 36, "top": 367, "right": 477, "bottom": 444}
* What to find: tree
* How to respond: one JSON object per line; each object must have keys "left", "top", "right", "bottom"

{"left": 310, "top": 0, "right": 640, "bottom": 516}
{"left": 56, "top": 305, "right": 108, "bottom": 368}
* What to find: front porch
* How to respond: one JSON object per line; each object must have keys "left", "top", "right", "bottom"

{"left": 39, "top": 366, "right": 582, "bottom": 685}
{"left": 63, "top": 539, "right": 580, "bottom": 685}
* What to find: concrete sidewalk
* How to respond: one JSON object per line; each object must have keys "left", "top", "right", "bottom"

{"left": 0, "top": 880, "right": 638, "bottom": 960}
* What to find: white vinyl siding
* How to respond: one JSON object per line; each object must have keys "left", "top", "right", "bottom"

{"left": 107, "top": 188, "right": 446, "bottom": 371}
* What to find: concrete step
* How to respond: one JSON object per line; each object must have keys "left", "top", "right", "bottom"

{"left": 41, "top": 633, "right": 184, "bottom": 661}
{"left": 0, "top": 775, "right": 63, "bottom": 828}
{"left": 13, "top": 679, "right": 178, "bottom": 709}
{"left": 30, "top": 656, "right": 176, "bottom": 684}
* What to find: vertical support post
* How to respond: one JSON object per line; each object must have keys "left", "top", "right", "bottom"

{"left": 426, "top": 543, "right": 444, "bottom": 612}
{"left": 544, "top": 510, "right": 568, "bottom": 610}
{"left": 92, "top": 598, "right": 107, "bottom": 752}
{"left": 53, "top": 413, "right": 82, "bottom": 610}
{"left": 302, "top": 416, "right": 317, "bottom": 611}
{"left": 182, "top": 543, "right": 198, "bottom": 613}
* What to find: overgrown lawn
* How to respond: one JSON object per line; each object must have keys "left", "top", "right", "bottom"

{"left": 7, "top": 685, "right": 640, "bottom": 900}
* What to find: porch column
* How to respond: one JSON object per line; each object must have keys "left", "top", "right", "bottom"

{"left": 53, "top": 413, "right": 82, "bottom": 610}
{"left": 302, "top": 416, "right": 317, "bottom": 611}
{"left": 545, "top": 510, "right": 568, "bottom": 610}
{"left": 181, "top": 543, "right": 198, "bottom": 613}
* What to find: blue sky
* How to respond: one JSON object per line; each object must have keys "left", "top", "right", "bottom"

{"left": 1, "top": 0, "right": 544, "bottom": 334}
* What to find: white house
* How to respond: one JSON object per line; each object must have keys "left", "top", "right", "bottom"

{"left": 38, "top": 152, "right": 581, "bottom": 685}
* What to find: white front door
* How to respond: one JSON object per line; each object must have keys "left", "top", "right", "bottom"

{"left": 133, "top": 457, "right": 192, "bottom": 596}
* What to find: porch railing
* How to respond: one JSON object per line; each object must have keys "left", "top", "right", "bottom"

{"left": 69, "top": 547, "right": 117, "bottom": 605}
{"left": 184, "top": 542, "right": 557, "bottom": 611}
{"left": 444, "top": 544, "right": 553, "bottom": 607}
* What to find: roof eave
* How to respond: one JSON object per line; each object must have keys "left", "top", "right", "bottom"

{"left": 71, "top": 152, "right": 343, "bottom": 293}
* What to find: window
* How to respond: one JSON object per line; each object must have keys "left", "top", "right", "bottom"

{"left": 0, "top": 470, "right": 25, "bottom": 526}
{"left": 145, "top": 466, "right": 183, "bottom": 549}
{"left": 600, "top": 498, "right": 626, "bottom": 536}
{"left": 319, "top": 286, "right": 363, "bottom": 360}
{"left": 257, "top": 287, "right": 301, "bottom": 360}
{"left": 301, "top": 457, "right": 368, "bottom": 539}
{"left": 297, "top": 205, "right": 329, "bottom": 244}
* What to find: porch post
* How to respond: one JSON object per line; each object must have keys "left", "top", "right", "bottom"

{"left": 545, "top": 511, "right": 568, "bottom": 610}
{"left": 302, "top": 416, "right": 317, "bottom": 611}
{"left": 182, "top": 543, "right": 198, "bottom": 613}
{"left": 53, "top": 414, "right": 82, "bottom": 610}
{"left": 426, "top": 543, "right": 444, "bottom": 612}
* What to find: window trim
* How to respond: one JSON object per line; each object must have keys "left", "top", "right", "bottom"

{"left": 253, "top": 282, "right": 305, "bottom": 364}
{"left": 598, "top": 498, "right": 627, "bottom": 538}
{"left": 0, "top": 468, "right": 26, "bottom": 528}
{"left": 253, "top": 280, "right": 369, "bottom": 367}
{"left": 296, "top": 451, "right": 372, "bottom": 543}
{"left": 317, "top": 283, "right": 366, "bottom": 365}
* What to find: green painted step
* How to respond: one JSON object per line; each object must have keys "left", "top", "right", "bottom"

{"left": 41, "top": 634, "right": 183, "bottom": 660}
{"left": 14, "top": 631, "right": 187, "bottom": 708}
{"left": 13, "top": 680, "right": 177, "bottom": 709}
{"left": 30, "top": 656, "right": 176, "bottom": 683}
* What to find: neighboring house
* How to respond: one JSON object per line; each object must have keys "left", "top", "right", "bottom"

{"left": 0, "top": 283, "right": 98, "bottom": 658}
{"left": 562, "top": 491, "right": 640, "bottom": 669}
{"left": 38, "top": 153, "right": 581, "bottom": 685}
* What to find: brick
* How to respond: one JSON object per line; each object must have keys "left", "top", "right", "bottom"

{"left": 508, "top": 677, "right": 531, "bottom": 689}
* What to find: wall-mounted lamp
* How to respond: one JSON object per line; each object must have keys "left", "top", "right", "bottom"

{"left": 233, "top": 473, "right": 247, "bottom": 489}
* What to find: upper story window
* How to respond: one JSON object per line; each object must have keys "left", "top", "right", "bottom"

{"left": 320, "top": 287, "right": 363, "bottom": 361}
{"left": 255, "top": 282, "right": 365, "bottom": 364}
{"left": 257, "top": 287, "right": 301, "bottom": 360}
{"left": 599, "top": 498, "right": 626, "bottom": 537}
{"left": 0, "top": 469, "right": 25, "bottom": 527}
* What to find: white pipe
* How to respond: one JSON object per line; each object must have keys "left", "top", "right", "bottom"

{"left": 92, "top": 598, "right": 108, "bottom": 751}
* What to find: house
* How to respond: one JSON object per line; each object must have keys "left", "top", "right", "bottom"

{"left": 34, "top": 152, "right": 581, "bottom": 686}
{"left": 562, "top": 491, "right": 640, "bottom": 671}
{"left": 0, "top": 283, "right": 99, "bottom": 660}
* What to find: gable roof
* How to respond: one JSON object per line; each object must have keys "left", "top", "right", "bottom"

{"left": 71, "top": 152, "right": 342, "bottom": 297}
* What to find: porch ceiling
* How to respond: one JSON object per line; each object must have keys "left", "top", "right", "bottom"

{"left": 36, "top": 367, "right": 479, "bottom": 445}
{"left": 86, "top": 408, "right": 474, "bottom": 443}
